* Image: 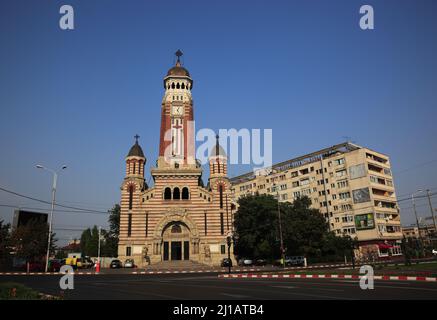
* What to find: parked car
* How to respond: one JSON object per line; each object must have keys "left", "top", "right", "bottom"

{"left": 221, "top": 258, "right": 233, "bottom": 267}
{"left": 255, "top": 259, "right": 267, "bottom": 266}
{"left": 432, "top": 249, "right": 437, "bottom": 256}
{"left": 238, "top": 258, "right": 253, "bottom": 266}
{"left": 285, "top": 256, "right": 305, "bottom": 266}
{"left": 124, "top": 259, "right": 136, "bottom": 268}
{"left": 110, "top": 259, "right": 123, "bottom": 269}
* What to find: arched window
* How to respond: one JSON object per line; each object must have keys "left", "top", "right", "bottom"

{"left": 171, "top": 82, "right": 175, "bottom": 89}
{"left": 173, "top": 187, "right": 180, "bottom": 200}
{"left": 181, "top": 83, "right": 185, "bottom": 89}
{"left": 182, "top": 187, "right": 189, "bottom": 200}
{"left": 133, "top": 163, "right": 136, "bottom": 175}
{"left": 128, "top": 185, "right": 134, "bottom": 210}
{"left": 176, "top": 83, "right": 180, "bottom": 89}
{"left": 164, "top": 187, "right": 172, "bottom": 200}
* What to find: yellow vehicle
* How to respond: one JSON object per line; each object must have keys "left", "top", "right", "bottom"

{"left": 65, "top": 253, "right": 94, "bottom": 269}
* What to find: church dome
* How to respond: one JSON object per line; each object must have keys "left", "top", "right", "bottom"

{"left": 127, "top": 135, "right": 145, "bottom": 158}
{"left": 166, "top": 65, "right": 190, "bottom": 77}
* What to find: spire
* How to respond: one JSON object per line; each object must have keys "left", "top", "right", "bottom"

{"left": 175, "top": 49, "right": 183, "bottom": 66}
{"left": 127, "top": 134, "right": 145, "bottom": 158}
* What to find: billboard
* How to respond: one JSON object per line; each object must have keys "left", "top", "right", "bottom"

{"left": 352, "top": 187, "right": 371, "bottom": 203}
{"left": 354, "top": 213, "right": 375, "bottom": 230}
{"left": 12, "top": 210, "right": 48, "bottom": 228}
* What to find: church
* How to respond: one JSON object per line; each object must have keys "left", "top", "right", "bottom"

{"left": 117, "top": 51, "right": 235, "bottom": 267}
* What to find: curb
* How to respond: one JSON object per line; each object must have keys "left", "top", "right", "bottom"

{"left": 218, "top": 273, "right": 437, "bottom": 282}
{"left": 0, "top": 272, "right": 97, "bottom": 276}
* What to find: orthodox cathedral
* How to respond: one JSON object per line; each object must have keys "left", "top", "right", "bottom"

{"left": 118, "top": 51, "right": 235, "bottom": 267}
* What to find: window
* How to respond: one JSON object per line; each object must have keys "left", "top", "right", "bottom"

{"left": 337, "top": 180, "right": 348, "bottom": 188}
{"left": 164, "top": 187, "right": 172, "bottom": 200}
{"left": 204, "top": 211, "right": 207, "bottom": 235}
{"left": 182, "top": 187, "right": 189, "bottom": 200}
{"left": 300, "top": 178, "right": 309, "bottom": 186}
{"left": 339, "top": 192, "right": 351, "bottom": 200}
{"left": 127, "top": 214, "right": 132, "bottom": 237}
{"left": 221, "top": 245, "right": 226, "bottom": 254}
{"left": 292, "top": 181, "right": 299, "bottom": 188}
{"left": 219, "top": 185, "right": 224, "bottom": 208}
{"left": 336, "top": 169, "right": 347, "bottom": 177}
{"left": 173, "top": 187, "right": 180, "bottom": 200}
{"left": 128, "top": 185, "right": 134, "bottom": 210}
{"left": 293, "top": 191, "right": 301, "bottom": 198}
{"left": 145, "top": 213, "right": 149, "bottom": 237}
{"left": 220, "top": 212, "right": 224, "bottom": 235}
{"left": 335, "top": 158, "right": 345, "bottom": 165}
{"left": 126, "top": 246, "right": 131, "bottom": 257}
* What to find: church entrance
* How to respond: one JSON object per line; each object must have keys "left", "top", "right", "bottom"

{"left": 162, "top": 222, "right": 190, "bottom": 261}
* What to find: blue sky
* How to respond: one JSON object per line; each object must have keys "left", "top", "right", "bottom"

{"left": 1, "top": 0, "right": 436, "bottom": 244}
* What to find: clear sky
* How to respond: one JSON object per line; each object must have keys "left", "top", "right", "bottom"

{"left": 1, "top": 0, "right": 436, "bottom": 245}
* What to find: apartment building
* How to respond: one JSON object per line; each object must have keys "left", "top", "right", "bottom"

{"left": 230, "top": 142, "right": 403, "bottom": 259}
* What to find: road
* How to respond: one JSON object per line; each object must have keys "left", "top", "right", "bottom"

{"left": 1, "top": 272, "right": 437, "bottom": 300}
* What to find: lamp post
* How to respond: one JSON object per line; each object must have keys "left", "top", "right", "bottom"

{"left": 273, "top": 183, "right": 285, "bottom": 269}
{"left": 36, "top": 164, "right": 67, "bottom": 272}
{"left": 412, "top": 190, "right": 425, "bottom": 256}
{"left": 425, "top": 189, "right": 437, "bottom": 235}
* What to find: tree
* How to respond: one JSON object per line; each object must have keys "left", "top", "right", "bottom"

{"left": 10, "top": 220, "right": 56, "bottom": 263}
{"left": 80, "top": 226, "right": 100, "bottom": 257}
{"left": 0, "top": 220, "right": 11, "bottom": 269}
{"left": 234, "top": 194, "right": 351, "bottom": 262}
{"left": 234, "top": 194, "right": 281, "bottom": 260}
{"left": 103, "top": 204, "right": 120, "bottom": 257}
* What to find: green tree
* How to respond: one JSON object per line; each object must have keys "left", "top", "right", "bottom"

{"left": 103, "top": 204, "right": 120, "bottom": 257}
{"left": 234, "top": 194, "right": 281, "bottom": 260}
{"left": 80, "top": 226, "right": 100, "bottom": 257}
{"left": 10, "top": 220, "right": 56, "bottom": 263}
{"left": 234, "top": 194, "right": 351, "bottom": 262}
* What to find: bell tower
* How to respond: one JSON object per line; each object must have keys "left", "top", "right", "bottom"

{"left": 158, "top": 50, "right": 195, "bottom": 168}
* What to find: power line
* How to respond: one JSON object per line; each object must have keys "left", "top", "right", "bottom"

{"left": 0, "top": 204, "right": 109, "bottom": 215}
{"left": 0, "top": 186, "right": 108, "bottom": 214}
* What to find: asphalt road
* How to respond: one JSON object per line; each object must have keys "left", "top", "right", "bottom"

{"left": 2, "top": 273, "right": 437, "bottom": 300}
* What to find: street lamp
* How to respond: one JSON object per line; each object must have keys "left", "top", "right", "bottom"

{"left": 411, "top": 189, "right": 425, "bottom": 255}
{"left": 36, "top": 164, "right": 67, "bottom": 272}
{"left": 273, "top": 183, "right": 286, "bottom": 269}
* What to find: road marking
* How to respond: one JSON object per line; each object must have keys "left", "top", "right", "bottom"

{"left": 270, "top": 285, "right": 298, "bottom": 289}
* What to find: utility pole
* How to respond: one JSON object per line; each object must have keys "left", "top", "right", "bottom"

{"left": 426, "top": 189, "right": 437, "bottom": 233}
{"left": 412, "top": 190, "right": 425, "bottom": 256}
{"left": 98, "top": 226, "right": 101, "bottom": 267}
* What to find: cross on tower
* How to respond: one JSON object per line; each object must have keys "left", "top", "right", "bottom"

{"left": 175, "top": 49, "right": 183, "bottom": 63}
{"left": 134, "top": 134, "right": 140, "bottom": 143}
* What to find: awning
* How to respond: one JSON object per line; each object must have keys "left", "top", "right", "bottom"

{"left": 377, "top": 243, "right": 393, "bottom": 249}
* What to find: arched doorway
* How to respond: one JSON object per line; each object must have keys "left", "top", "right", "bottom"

{"left": 162, "top": 222, "right": 190, "bottom": 261}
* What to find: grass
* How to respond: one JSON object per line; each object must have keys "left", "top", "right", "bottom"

{"left": 0, "top": 282, "right": 42, "bottom": 300}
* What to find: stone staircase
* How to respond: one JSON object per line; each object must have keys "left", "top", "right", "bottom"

{"left": 144, "top": 260, "right": 213, "bottom": 271}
